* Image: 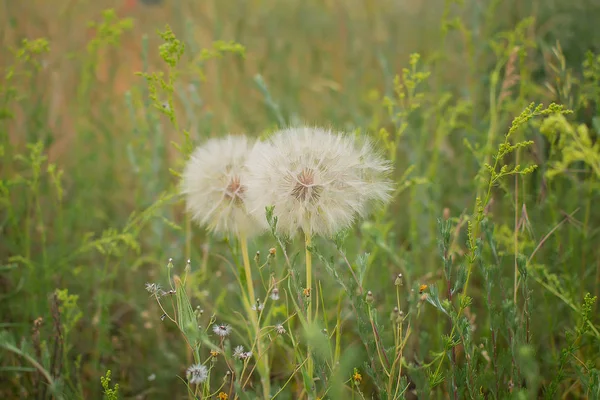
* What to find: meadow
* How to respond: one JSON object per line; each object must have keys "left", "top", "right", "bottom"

{"left": 1, "top": 0, "right": 600, "bottom": 399}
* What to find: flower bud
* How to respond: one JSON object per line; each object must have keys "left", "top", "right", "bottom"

{"left": 394, "top": 273, "right": 403, "bottom": 286}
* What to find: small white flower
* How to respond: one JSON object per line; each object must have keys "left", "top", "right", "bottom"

{"left": 245, "top": 127, "right": 393, "bottom": 237}
{"left": 181, "top": 135, "right": 265, "bottom": 237}
{"left": 213, "top": 323, "right": 232, "bottom": 337}
{"left": 233, "top": 345, "right": 252, "bottom": 360}
{"left": 251, "top": 300, "right": 264, "bottom": 312}
{"left": 233, "top": 345, "right": 245, "bottom": 358}
{"left": 275, "top": 324, "right": 286, "bottom": 334}
{"left": 270, "top": 288, "right": 280, "bottom": 301}
{"left": 186, "top": 364, "right": 208, "bottom": 385}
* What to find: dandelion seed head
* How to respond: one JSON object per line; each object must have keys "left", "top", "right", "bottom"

{"left": 212, "top": 323, "right": 232, "bottom": 337}
{"left": 186, "top": 363, "right": 208, "bottom": 385}
{"left": 181, "top": 135, "right": 264, "bottom": 237}
{"left": 245, "top": 127, "right": 393, "bottom": 237}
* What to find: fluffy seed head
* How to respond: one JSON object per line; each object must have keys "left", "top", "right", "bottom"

{"left": 181, "top": 135, "right": 263, "bottom": 237}
{"left": 245, "top": 127, "right": 393, "bottom": 237}
{"left": 186, "top": 364, "right": 208, "bottom": 385}
{"left": 212, "top": 323, "right": 232, "bottom": 337}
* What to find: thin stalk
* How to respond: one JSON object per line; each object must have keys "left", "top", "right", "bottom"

{"left": 305, "top": 230, "right": 314, "bottom": 388}
{"left": 239, "top": 234, "right": 270, "bottom": 398}
{"left": 514, "top": 151, "right": 520, "bottom": 305}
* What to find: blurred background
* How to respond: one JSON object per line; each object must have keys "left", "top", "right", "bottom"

{"left": 1, "top": 0, "right": 600, "bottom": 398}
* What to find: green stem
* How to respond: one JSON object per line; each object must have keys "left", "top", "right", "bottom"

{"left": 240, "top": 234, "right": 270, "bottom": 398}
{"left": 305, "top": 230, "right": 314, "bottom": 389}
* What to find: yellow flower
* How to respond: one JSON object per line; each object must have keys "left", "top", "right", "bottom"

{"left": 217, "top": 392, "right": 229, "bottom": 400}
{"left": 210, "top": 350, "right": 220, "bottom": 358}
{"left": 353, "top": 369, "right": 362, "bottom": 384}
{"left": 303, "top": 287, "right": 311, "bottom": 298}
{"left": 419, "top": 284, "right": 428, "bottom": 293}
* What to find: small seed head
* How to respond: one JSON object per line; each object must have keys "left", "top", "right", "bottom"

{"left": 271, "top": 288, "right": 280, "bottom": 301}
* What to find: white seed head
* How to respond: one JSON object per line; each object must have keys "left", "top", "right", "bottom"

{"left": 275, "top": 324, "right": 286, "bottom": 334}
{"left": 186, "top": 363, "right": 208, "bottom": 385}
{"left": 181, "top": 135, "right": 264, "bottom": 237}
{"left": 233, "top": 345, "right": 252, "bottom": 359}
{"left": 212, "top": 323, "right": 232, "bottom": 337}
{"left": 245, "top": 127, "right": 393, "bottom": 237}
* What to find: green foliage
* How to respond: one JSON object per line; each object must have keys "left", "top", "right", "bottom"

{"left": 100, "top": 370, "right": 119, "bottom": 400}
{"left": 1, "top": 2, "right": 600, "bottom": 399}
{"left": 541, "top": 113, "right": 600, "bottom": 179}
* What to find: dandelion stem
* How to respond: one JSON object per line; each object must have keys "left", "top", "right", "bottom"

{"left": 239, "top": 234, "right": 271, "bottom": 398}
{"left": 305, "top": 232, "right": 312, "bottom": 321}
{"left": 305, "top": 230, "right": 314, "bottom": 385}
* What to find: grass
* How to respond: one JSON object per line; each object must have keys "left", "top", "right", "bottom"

{"left": 1, "top": 0, "right": 600, "bottom": 398}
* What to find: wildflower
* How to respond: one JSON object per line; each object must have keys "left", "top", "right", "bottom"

{"left": 213, "top": 324, "right": 232, "bottom": 337}
{"left": 210, "top": 349, "right": 220, "bottom": 358}
{"left": 269, "top": 247, "right": 276, "bottom": 255}
{"left": 233, "top": 345, "right": 252, "bottom": 360}
{"left": 365, "top": 290, "right": 374, "bottom": 304}
{"left": 186, "top": 363, "right": 208, "bottom": 385}
{"left": 245, "top": 127, "right": 393, "bottom": 237}
{"left": 303, "top": 287, "right": 311, "bottom": 298}
{"left": 275, "top": 324, "right": 286, "bottom": 334}
{"left": 181, "top": 135, "right": 264, "bottom": 237}
{"left": 218, "top": 392, "right": 229, "bottom": 400}
{"left": 419, "top": 284, "right": 428, "bottom": 294}
{"left": 233, "top": 345, "right": 245, "bottom": 358}
{"left": 270, "top": 288, "right": 280, "bottom": 301}
{"left": 352, "top": 368, "right": 362, "bottom": 385}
